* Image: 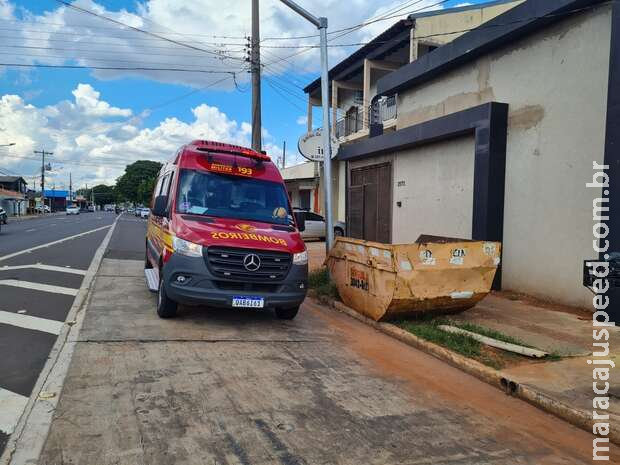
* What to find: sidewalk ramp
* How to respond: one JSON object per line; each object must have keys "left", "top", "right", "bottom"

{"left": 326, "top": 235, "right": 502, "bottom": 321}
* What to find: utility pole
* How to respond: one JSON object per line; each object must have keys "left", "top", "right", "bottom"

{"left": 34, "top": 149, "right": 53, "bottom": 213}
{"left": 69, "top": 172, "right": 72, "bottom": 205}
{"left": 279, "top": 0, "right": 334, "bottom": 252}
{"left": 282, "top": 140, "right": 286, "bottom": 169}
{"left": 251, "top": 0, "right": 262, "bottom": 152}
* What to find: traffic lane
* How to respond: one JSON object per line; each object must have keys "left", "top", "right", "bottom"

{"left": 0, "top": 287, "right": 74, "bottom": 322}
{"left": 0, "top": 212, "right": 115, "bottom": 258}
{"left": 104, "top": 214, "right": 148, "bottom": 261}
{"left": 38, "top": 266, "right": 613, "bottom": 464}
{"left": 0, "top": 228, "right": 109, "bottom": 269}
{"left": 0, "top": 324, "right": 57, "bottom": 397}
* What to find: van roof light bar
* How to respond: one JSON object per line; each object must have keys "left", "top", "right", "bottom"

{"left": 191, "top": 140, "right": 271, "bottom": 162}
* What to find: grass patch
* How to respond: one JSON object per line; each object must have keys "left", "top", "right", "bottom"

{"left": 452, "top": 322, "right": 532, "bottom": 348}
{"left": 395, "top": 317, "right": 557, "bottom": 369}
{"left": 308, "top": 268, "right": 339, "bottom": 299}
{"left": 397, "top": 318, "right": 482, "bottom": 359}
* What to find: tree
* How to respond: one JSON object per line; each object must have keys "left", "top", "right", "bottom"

{"left": 114, "top": 160, "right": 162, "bottom": 205}
{"left": 91, "top": 184, "right": 115, "bottom": 207}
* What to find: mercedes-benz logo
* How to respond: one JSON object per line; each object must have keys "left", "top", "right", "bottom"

{"left": 243, "top": 253, "right": 261, "bottom": 272}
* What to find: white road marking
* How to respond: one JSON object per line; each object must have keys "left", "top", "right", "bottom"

{"left": 25, "top": 229, "right": 36, "bottom": 233}
{"left": 0, "top": 310, "right": 63, "bottom": 335}
{"left": 0, "top": 388, "right": 29, "bottom": 435}
{"left": 0, "top": 264, "right": 87, "bottom": 276}
{"left": 0, "top": 280, "right": 78, "bottom": 296}
{"left": 0, "top": 224, "right": 111, "bottom": 263}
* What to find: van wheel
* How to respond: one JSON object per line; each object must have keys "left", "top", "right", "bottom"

{"left": 157, "top": 278, "right": 178, "bottom": 318}
{"left": 275, "top": 306, "right": 299, "bottom": 320}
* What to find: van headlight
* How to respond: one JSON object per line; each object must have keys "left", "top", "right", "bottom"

{"left": 172, "top": 236, "right": 203, "bottom": 257}
{"left": 293, "top": 250, "right": 308, "bottom": 265}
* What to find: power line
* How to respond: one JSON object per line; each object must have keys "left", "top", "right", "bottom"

{"left": 0, "top": 19, "right": 248, "bottom": 40}
{"left": 53, "top": 0, "right": 246, "bottom": 62}
{"left": 0, "top": 51, "right": 246, "bottom": 72}
{"left": 0, "top": 62, "right": 237, "bottom": 74}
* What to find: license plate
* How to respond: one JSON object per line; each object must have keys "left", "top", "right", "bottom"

{"left": 232, "top": 296, "right": 265, "bottom": 308}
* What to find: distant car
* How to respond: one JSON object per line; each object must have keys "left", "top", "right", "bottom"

{"left": 0, "top": 207, "right": 7, "bottom": 225}
{"left": 293, "top": 208, "right": 345, "bottom": 240}
{"left": 139, "top": 208, "right": 150, "bottom": 219}
{"left": 66, "top": 206, "right": 80, "bottom": 215}
{"left": 35, "top": 205, "right": 51, "bottom": 213}
{"left": 88, "top": 205, "right": 95, "bottom": 212}
{"left": 127, "top": 207, "right": 135, "bottom": 214}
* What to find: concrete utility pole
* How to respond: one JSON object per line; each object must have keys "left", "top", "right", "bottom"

{"left": 282, "top": 140, "right": 286, "bottom": 169}
{"left": 69, "top": 172, "right": 72, "bottom": 204}
{"left": 251, "top": 0, "right": 262, "bottom": 152}
{"left": 279, "top": 0, "right": 334, "bottom": 252}
{"left": 34, "top": 149, "right": 53, "bottom": 212}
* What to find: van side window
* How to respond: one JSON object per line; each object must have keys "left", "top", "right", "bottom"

{"left": 160, "top": 173, "right": 172, "bottom": 197}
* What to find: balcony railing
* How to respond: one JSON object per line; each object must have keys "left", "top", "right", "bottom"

{"left": 334, "top": 96, "right": 397, "bottom": 139}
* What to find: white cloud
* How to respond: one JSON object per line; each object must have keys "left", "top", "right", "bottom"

{"left": 1, "top": 0, "right": 444, "bottom": 87}
{"left": 296, "top": 115, "right": 308, "bottom": 126}
{"left": 0, "top": 83, "right": 281, "bottom": 189}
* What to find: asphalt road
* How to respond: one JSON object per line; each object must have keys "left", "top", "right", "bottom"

{"left": 0, "top": 211, "right": 117, "bottom": 455}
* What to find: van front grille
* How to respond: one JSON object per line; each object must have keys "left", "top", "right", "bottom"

{"left": 205, "top": 246, "right": 292, "bottom": 282}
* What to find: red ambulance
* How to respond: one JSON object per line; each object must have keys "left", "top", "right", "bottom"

{"left": 145, "top": 140, "right": 308, "bottom": 319}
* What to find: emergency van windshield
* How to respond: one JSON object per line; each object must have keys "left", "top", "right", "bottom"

{"left": 176, "top": 169, "right": 294, "bottom": 225}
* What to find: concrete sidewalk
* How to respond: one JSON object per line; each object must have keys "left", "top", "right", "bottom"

{"left": 13, "top": 257, "right": 617, "bottom": 464}
{"left": 453, "top": 294, "right": 620, "bottom": 429}
{"left": 308, "top": 244, "right": 619, "bottom": 439}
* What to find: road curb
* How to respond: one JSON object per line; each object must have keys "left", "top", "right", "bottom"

{"left": 0, "top": 216, "right": 119, "bottom": 465}
{"left": 310, "top": 294, "right": 619, "bottom": 445}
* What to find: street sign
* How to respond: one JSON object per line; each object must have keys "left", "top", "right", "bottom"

{"left": 297, "top": 129, "right": 339, "bottom": 162}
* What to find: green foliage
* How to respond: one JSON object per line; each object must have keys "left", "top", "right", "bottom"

{"left": 91, "top": 184, "right": 115, "bottom": 206}
{"left": 114, "top": 160, "right": 162, "bottom": 204}
{"left": 308, "top": 268, "right": 339, "bottom": 299}
{"left": 396, "top": 318, "right": 556, "bottom": 369}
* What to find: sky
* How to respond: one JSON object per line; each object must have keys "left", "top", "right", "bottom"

{"left": 0, "top": 0, "right": 483, "bottom": 192}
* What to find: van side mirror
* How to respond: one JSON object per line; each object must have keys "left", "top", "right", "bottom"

{"left": 152, "top": 195, "right": 169, "bottom": 217}
{"left": 294, "top": 212, "right": 305, "bottom": 232}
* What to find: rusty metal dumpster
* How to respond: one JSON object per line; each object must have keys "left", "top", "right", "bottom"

{"left": 325, "top": 235, "right": 502, "bottom": 321}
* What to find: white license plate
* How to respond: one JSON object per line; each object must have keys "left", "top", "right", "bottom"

{"left": 232, "top": 296, "right": 265, "bottom": 308}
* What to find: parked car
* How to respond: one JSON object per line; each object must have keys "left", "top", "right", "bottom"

{"left": 139, "top": 208, "right": 150, "bottom": 219}
{"left": 293, "top": 208, "right": 345, "bottom": 240}
{"left": 35, "top": 205, "right": 51, "bottom": 213}
{"left": 0, "top": 207, "right": 7, "bottom": 225}
{"left": 127, "top": 207, "right": 135, "bottom": 214}
{"left": 66, "top": 205, "right": 80, "bottom": 215}
{"left": 88, "top": 205, "right": 96, "bottom": 212}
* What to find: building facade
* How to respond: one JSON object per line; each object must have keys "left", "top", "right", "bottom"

{"left": 0, "top": 176, "right": 28, "bottom": 216}
{"left": 303, "top": 0, "right": 523, "bottom": 222}
{"left": 335, "top": 0, "right": 618, "bottom": 311}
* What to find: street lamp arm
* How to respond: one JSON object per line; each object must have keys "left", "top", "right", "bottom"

{"left": 0, "top": 142, "right": 15, "bottom": 147}
{"left": 279, "top": 0, "right": 323, "bottom": 28}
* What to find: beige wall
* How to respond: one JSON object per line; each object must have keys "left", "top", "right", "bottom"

{"left": 392, "top": 136, "right": 475, "bottom": 243}
{"left": 410, "top": 0, "right": 524, "bottom": 61}
{"left": 394, "top": 5, "right": 612, "bottom": 308}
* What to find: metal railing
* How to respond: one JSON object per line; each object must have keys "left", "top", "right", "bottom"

{"left": 334, "top": 96, "right": 397, "bottom": 139}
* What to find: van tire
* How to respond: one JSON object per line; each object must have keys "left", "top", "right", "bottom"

{"left": 157, "top": 278, "right": 178, "bottom": 318}
{"left": 275, "top": 306, "right": 299, "bottom": 320}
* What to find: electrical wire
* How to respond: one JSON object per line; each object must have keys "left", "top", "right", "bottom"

{"left": 53, "top": 0, "right": 246, "bottom": 62}
{"left": 0, "top": 62, "right": 237, "bottom": 74}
